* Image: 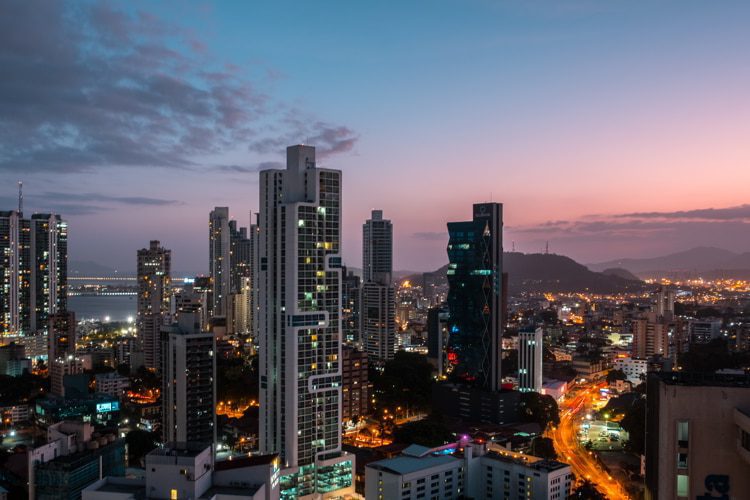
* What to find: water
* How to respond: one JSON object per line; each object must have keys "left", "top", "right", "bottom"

{"left": 68, "top": 295, "right": 137, "bottom": 322}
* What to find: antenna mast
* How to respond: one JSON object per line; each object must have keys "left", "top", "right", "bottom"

{"left": 18, "top": 181, "right": 23, "bottom": 214}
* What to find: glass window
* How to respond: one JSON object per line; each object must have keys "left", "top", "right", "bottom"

{"left": 677, "top": 421, "right": 689, "bottom": 445}
{"left": 677, "top": 452, "right": 688, "bottom": 468}
{"left": 677, "top": 474, "right": 689, "bottom": 497}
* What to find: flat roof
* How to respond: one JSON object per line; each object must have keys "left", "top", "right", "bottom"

{"left": 367, "top": 454, "right": 460, "bottom": 476}
{"left": 651, "top": 371, "right": 750, "bottom": 388}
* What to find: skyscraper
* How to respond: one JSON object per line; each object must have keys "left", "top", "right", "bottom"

{"left": 137, "top": 240, "right": 171, "bottom": 371}
{"left": 361, "top": 210, "right": 396, "bottom": 361}
{"left": 258, "top": 145, "right": 354, "bottom": 498}
{"left": 2, "top": 210, "right": 67, "bottom": 337}
{"left": 161, "top": 311, "right": 216, "bottom": 446}
{"left": 341, "top": 267, "right": 361, "bottom": 345}
{"left": 29, "top": 214, "right": 68, "bottom": 332}
{"left": 518, "top": 327, "right": 543, "bottom": 393}
{"left": 48, "top": 311, "right": 76, "bottom": 362}
{"left": 209, "top": 207, "right": 231, "bottom": 321}
{"left": 446, "top": 202, "right": 503, "bottom": 392}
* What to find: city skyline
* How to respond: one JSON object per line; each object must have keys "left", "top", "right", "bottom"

{"left": 3, "top": 1, "right": 750, "bottom": 272}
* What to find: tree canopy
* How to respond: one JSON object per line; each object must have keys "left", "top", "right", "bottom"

{"left": 519, "top": 392, "right": 560, "bottom": 431}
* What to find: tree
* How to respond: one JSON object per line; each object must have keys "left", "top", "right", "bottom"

{"left": 570, "top": 480, "right": 607, "bottom": 499}
{"left": 621, "top": 396, "right": 646, "bottom": 456}
{"left": 519, "top": 392, "right": 560, "bottom": 431}
{"left": 606, "top": 369, "right": 627, "bottom": 384}
{"left": 125, "top": 430, "right": 158, "bottom": 467}
{"left": 530, "top": 436, "right": 557, "bottom": 460}
{"left": 392, "top": 415, "right": 454, "bottom": 447}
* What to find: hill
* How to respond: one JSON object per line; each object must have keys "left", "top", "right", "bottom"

{"left": 601, "top": 267, "right": 640, "bottom": 281}
{"left": 412, "top": 252, "right": 642, "bottom": 294}
{"left": 589, "top": 247, "right": 750, "bottom": 277}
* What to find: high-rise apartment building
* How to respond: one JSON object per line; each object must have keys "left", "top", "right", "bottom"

{"left": 209, "top": 207, "right": 230, "bottom": 322}
{"left": 341, "top": 267, "right": 361, "bottom": 345}
{"left": 161, "top": 311, "right": 216, "bottom": 446}
{"left": 29, "top": 214, "right": 68, "bottom": 332}
{"left": 341, "top": 345, "right": 372, "bottom": 423}
{"left": 632, "top": 316, "right": 670, "bottom": 359}
{"left": 2, "top": 210, "right": 67, "bottom": 337}
{"left": 446, "top": 203, "right": 503, "bottom": 391}
{"left": 137, "top": 240, "right": 171, "bottom": 371}
{"left": 48, "top": 311, "right": 76, "bottom": 362}
{"left": 518, "top": 327, "right": 543, "bottom": 393}
{"left": 258, "top": 145, "right": 354, "bottom": 498}
{"left": 361, "top": 210, "right": 396, "bottom": 361}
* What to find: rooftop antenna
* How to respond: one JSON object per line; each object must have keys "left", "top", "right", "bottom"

{"left": 18, "top": 181, "right": 23, "bottom": 214}
{"left": 545, "top": 241, "right": 549, "bottom": 255}
{"left": 512, "top": 241, "right": 515, "bottom": 252}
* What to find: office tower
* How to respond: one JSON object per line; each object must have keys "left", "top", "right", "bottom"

{"left": 646, "top": 371, "right": 750, "bottom": 498}
{"left": 137, "top": 240, "right": 171, "bottom": 371}
{"left": 427, "top": 305, "right": 450, "bottom": 377}
{"left": 446, "top": 202, "right": 503, "bottom": 391}
{"left": 341, "top": 345, "right": 372, "bottom": 423}
{"left": 209, "top": 207, "right": 231, "bottom": 321}
{"left": 341, "top": 267, "right": 361, "bottom": 344}
{"left": 518, "top": 327, "right": 543, "bottom": 393}
{"left": 48, "top": 311, "right": 76, "bottom": 361}
{"left": 248, "top": 213, "right": 260, "bottom": 338}
{"left": 258, "top": 145, "right": 354, "bottom": 497}
{"left": 161, "top": 311, "right": 216, "bottom": 446}
{"left": 361, "top": 210, "right": 396, "bottom": 361}
{"left": 29, "top": 214, "right": 68, "bottom": 332}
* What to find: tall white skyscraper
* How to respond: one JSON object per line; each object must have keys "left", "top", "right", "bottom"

{"left": 259, "top": 145, "right": 354, "bottom": 498}
{"left": 518, "top": 327, "right": 543, "bottom": 393}
{"left": 361, "top": 210, "right": 396, "bottom": 361}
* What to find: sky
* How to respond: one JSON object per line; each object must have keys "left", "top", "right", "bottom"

{"left": 2, "top": 0, "right": 750, "bottom": 273}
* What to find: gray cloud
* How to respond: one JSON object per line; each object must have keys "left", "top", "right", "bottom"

{"left": 40, "top": 192, "right": 181, "bottom": 206}
{"left": 213, "top": 161, "right": 283, "bottom": 174}
{"left": 0, "top": 2, "right": 356, "bottom": 174}
{"left": 617, "top": 204, "right": 750, "bottom": 221}
{"left": 248, "top": 121, "right": 358, "bottom": 158}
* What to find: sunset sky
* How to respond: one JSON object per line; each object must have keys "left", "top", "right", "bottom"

{"left": 2, "top": 1, "right": 750, "bottom": 273}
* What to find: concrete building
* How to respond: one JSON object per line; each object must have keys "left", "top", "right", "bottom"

{"left": 161, "top": 312, "right": 216, "bottom": 446}
{"left": 432, "top": 384, "right": 519, "bottom": 425}
{"left": 426, "top": 306, "right": 449, "bottom": 378}
{"left": 362, "top": 210, "right": 396, "bottom": 362}
{"left": 613, "top": 356, "right": 648, "bottom": 385}
{"left": 341, "top": 345, "right": 372, "bottom": 424}
{"left": 365, "top": 442, "right": 572, "bottom": 500}
{"left": 82, "top": 443, "right": 280, "bottom": 500}
{"left": 341, "top": 267, "right": 361, "bottom": 345}
{"left": 646, "top": 371, "right": 750, "bottom": 499}
{"left": 688, "top": 319, "right": 722, "bottom": 345}
{"left": 0, "top": 342, "right": 30, "bottom": 376}
{"left": 95, "top": 372, "right": 130, "bottom": 397}
{"left": 518, "top": 327, "right": 543, "bottom": 393}
{"left": 209, "top": 207, "right": 231, "bottom": 322}
{"left": 29, "top": 421, "right": 125, "bottom": 499}
{"left": 50, "top": 355, "right": 85, "bottom": 397}
{"left": 48, "top": 311, "right": 75, "bottom": 362}
{"left": 137, "top": 240, "right": 171, "bottom": 371}
{"left": 632, "top": 316, "right": 669, "bottom": 359}
{"left": 258, "top": 145, "right": 355, "bottom": 498}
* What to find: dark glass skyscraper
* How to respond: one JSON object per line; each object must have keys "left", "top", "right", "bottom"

{"left": 446, "top": 202, "right": 503, "bottom": 392}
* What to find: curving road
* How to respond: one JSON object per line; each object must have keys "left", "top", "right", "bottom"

{"left": 546, "top": 382, "right": 630, "bottom": 499}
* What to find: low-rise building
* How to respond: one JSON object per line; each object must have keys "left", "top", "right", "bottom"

{"left": 95, "top": 372, "right": 130, "bottom": 397}
{"left": 613, "top": 356, "right": 648, "bottom": 385}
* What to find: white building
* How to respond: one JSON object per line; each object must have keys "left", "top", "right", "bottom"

{"left": 258, "top": 145, "right": 355, "bottom": 498}
{"left": 613, "top": 356, "right": 648, "bottom": 385}
{"left": 50, "top": 355, "right": 84, "bottom": 397}
{"left": 95, "top": 372, "right": 130, "bottom": 397}
{"left": 518, "top": 328, "right": 543, "bottom": 393}
{"left": 83, "top": 443, "right": 280, "bottom": 500}
{"left": 364, "top": 442, "right": 572, "bottom": 500}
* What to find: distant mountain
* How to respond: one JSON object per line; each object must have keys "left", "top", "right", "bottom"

{"left": 589, "top": 247, "right": 750, "bottom": 276}
{"left": 601, "top": 267, "right": 641, "bottom": 281}
{"left": 409, "top": 252, "right": 642, "bottom": 293}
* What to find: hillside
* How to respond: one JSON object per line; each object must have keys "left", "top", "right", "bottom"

{"left": 589, "top": 247, "right": 750, "bottom": 276}
{"left": 415, "top": 252, "right": 642, "bottom": 294}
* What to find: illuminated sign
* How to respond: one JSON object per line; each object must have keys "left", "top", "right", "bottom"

{"left": 96, "top": 401, "right": 120, "bottom": 413}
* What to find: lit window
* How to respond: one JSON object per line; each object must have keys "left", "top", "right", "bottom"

{"left": 676, "top": 474, "right": 689, "bottom": 497}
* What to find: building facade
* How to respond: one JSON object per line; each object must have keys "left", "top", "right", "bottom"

{"left": 518, "top": 327, "right": 543, "bottom": 393}
{"left": 446, "top": 202, "right": 503, "bottom": 391}
{"left": 136, "top": 240, "right": 171, "bottom": 371}
{"left": 161, "top": 312, "right": 216, "bottom": 446}
{"left": 258, "top": 145, "right": 354, "bottom": 498}
{"left": 361, "top": 210, "right": 396, "bottom": 362}
{"left": 341, "top": 345, "right": 372, "bottom": 423}
{"left": 646, "top": 371, "right": 750, "bottom": 499}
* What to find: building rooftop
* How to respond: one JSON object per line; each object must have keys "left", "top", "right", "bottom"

{"left": 200, "top": 485, "right": 263, "bottom": 498}
{"left": 214, "top": 453, "right": 278, "bottom": 471}
{"left": 367, "top": 454, "right": 460, "bottom": 476}
{"left": 651, "top": 371, "right": 750, "bottom": 388}
{"left": 484, "top": 450, "right": 569, "bottom": 473}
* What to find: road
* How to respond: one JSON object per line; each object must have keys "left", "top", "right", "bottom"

{"left": 546, "top": 382, "right": 630, "bottom": 499}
